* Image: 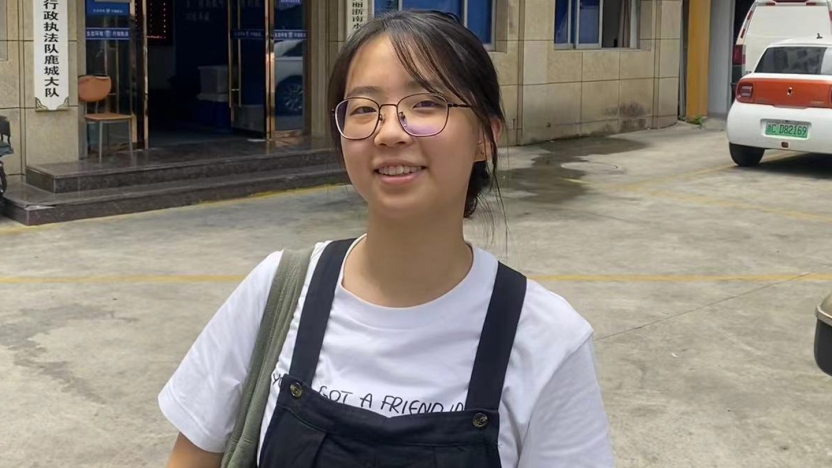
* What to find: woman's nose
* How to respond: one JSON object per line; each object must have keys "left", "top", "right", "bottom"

{"left": 374, "top": 107, "right": 412, "bottom": 147}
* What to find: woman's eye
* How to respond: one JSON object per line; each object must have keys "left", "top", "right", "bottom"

{"left": 351, "top": 106, "right": 377, "bottom": 115}
{"left": 413, "top": 100, "right": 441, "bottom": 109}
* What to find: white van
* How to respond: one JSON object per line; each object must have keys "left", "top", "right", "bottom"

{"left": 733, "top": 0, "right": 832, "bottom": 87}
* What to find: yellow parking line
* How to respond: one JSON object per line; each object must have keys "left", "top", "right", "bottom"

{"left": 0, "top": 151, "right": 819, "bottom": 236}
{"left": 0, "top": 184, "right": 347, "bottom": 237}
{"left": 0, "top": 224, "right": 58, "bottom": 236}
{"left": 613, "top": 151, "right": 794, "bottom": 191}
{"left": 532, "top": 273, "right": 832, "bottom": 283}
{"left": 191, "top": 183, "right": 348, "bottom": 209}
{"left": 633, "top": 188, "right": 832, "bottom": 223}
{"left": 616, "top": 164, "right": 736, "bottom": 191}
{"left": 2, "top": 272, "right": 832, "bottom": 285}
{"left": 0, "top": 275, "right": 246, "bottom": 285}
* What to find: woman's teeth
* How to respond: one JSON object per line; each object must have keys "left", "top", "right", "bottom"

{"left": 377, "top": 166, "right": 424, "bottom": 176}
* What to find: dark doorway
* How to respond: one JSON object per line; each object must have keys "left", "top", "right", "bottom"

{"left": 142, "top": 0, "right": 307, "bottom": 148}
{"left": 146, "top": 0, "right": 253, "bottom": 148}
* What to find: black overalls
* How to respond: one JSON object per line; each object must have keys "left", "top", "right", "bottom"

{"left": 259, "top": 239, "right": 527, "bottom": 468}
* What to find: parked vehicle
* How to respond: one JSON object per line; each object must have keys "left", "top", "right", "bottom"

{"left": 733, "top": 0, "right": 832, "bottom": 91}
{"left": 726, "top": 37, "right": 832, "bottom": 166}
{"left": 273, "top": 39, "right": 304, "bottom": 116}
{"left": 817, "top": 292, "right": 832, "bottom": 376}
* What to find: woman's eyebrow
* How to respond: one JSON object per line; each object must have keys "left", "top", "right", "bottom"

{"left": 345, "top": 85, "right": 383, "bottom": 98}
{"left": 345, "top": 81, "right": 447, "bottom": 99}
{"left": 406, "top": 79, "right": 445, "bottom": 93}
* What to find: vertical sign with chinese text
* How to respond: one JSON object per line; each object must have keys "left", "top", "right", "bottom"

{"left": 34, "top": 0, "right": 69, "bottom": 111}
{"left": 346, "top": 0, "right": 369, "bottom": 39}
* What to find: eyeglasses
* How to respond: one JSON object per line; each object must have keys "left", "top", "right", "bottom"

{"left": 332, "top": 93, "right": 471, "bottom": 140}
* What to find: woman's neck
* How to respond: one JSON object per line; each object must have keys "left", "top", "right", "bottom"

{"left": 343, "top": 210, "right": 474, "bottom": 308}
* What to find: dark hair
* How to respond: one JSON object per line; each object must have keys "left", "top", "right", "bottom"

{"left": 327, "top": 9, "right": 505, "bottom": 218}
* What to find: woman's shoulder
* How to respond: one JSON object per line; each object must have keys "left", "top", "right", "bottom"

{"left": 473, "top": 248, "right": 594, "bottom": 354}
{"left": 257, "top": 241, "right": 334, "bottom": 272}
{"left": 516, "top": 276, "right": 595, "bottom": 358}
{"left": 240, "top": 241, "right": 334, "bottom": 295}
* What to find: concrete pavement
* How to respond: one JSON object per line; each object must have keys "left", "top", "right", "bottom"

{"left": 1, "top": 123, "right": 831, "bottom": 467}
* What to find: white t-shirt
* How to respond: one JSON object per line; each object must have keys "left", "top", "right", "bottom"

{"left": 158, "top": 237, "right": 614, "bottom": 467}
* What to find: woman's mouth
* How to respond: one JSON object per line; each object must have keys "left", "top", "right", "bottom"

{"left": 374, "top": 165, "right": 426, "bottom": 185}
{"left": 375, "top": 165, "right": 426, "bottom": 176}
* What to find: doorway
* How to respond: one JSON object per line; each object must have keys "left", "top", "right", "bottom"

{"left": 140, "top": 0, "right": 308, "bottom": 148}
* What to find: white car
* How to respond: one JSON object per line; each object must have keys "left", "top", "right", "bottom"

{"left": 732, "top": 0, "right": 832, "bottom": 91}
{"left": 727, "top": 37, "right": 832, "bottom": 166}
{"left": 273, "top": 39, "right": 305, "bottom": 116}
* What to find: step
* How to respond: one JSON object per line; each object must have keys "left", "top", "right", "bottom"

{"left": 26, "top": 145, "right": 337, "bottom": 194}
{"left": 4, "top": 164, "right": 349, "bottom": 226}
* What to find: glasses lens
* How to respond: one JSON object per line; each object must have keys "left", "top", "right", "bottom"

{"left": 336, "top": 98, "right": 379, "bottom": 139}
{"left": 399, "top": 94, "right": 449, "bottom": 137}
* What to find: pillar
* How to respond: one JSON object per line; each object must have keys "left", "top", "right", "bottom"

{"left": 685, "top": 0, "right": 711, "bottom": 119}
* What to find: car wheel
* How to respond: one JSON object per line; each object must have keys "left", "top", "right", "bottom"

{"left": 729, "top": 143, "right": 765, "bottom": 167}
{"left": 276, "top": 77, "right": 303, "bottom": 116}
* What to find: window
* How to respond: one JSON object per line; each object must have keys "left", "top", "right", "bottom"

{"left": 555, "top": 0, "right": 639, "bottom": 49}
{"left": 373, "top": 0, "right": 495, "bottom": 45}
{"left": 824, "top": 49, "right": 832, "bottom": 76}
{"left": 756, "top": 46, "right": 832, "bottom": 76}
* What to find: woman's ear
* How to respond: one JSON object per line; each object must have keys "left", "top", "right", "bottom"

{"left": 475, "top": 145, "right": 487, "bottom": 163}
{"left": 476, "top": 118, "right": 504, "bottom": 162}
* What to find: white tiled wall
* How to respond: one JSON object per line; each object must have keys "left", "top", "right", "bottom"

{"left": 518, "top": 0, "right": 682, "bottom": 144}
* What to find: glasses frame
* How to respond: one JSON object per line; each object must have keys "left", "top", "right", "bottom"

{"left": 331, "top": 92, "right": 471, "bottom": 141}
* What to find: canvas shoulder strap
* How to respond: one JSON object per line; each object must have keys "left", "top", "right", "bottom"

{"left": 221, "top": 246, "right": 314, "bottom": 468}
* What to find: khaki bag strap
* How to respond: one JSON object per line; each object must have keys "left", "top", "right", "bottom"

{"left": 221, "top": 247, "right": 314, "bottom": 468}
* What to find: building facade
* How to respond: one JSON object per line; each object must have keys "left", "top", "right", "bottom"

{"left": 0, "top": 0, "right": 683, "bottom": 179}
{"left": 680, "top": 0, "right": 755, "bottom": 121}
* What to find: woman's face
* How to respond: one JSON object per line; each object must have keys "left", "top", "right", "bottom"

{"left": 340, "top": 35, "right": 485, "bottom": 222}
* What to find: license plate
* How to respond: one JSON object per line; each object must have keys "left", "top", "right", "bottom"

{"left": 765, "top": 122, "right": 809, "bottom": 139}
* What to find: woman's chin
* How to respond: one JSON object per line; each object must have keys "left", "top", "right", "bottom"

{"left": 367, "top": 195, "right": 435, "bottom": 223}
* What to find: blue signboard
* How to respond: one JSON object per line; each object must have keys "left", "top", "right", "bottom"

{"left": 273, "top": 29, "right": 307, "bottom": 41}
{"left": 279, "top": 0, "right": 303, "bottom": 5}
{"left": 86, "top": 27, "right": 131, "bottom": 41}
{"left": 231, "top": 29, "right": 265, "bottom": 41}
{"left": 231, "top": 29, "right": 307, "bottom": 41}
{"left": 85, "top": 0, "right": 130, "bottom": 17}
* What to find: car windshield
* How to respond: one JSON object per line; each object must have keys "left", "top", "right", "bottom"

{"left": 755, "top": 46, "right": 832, "bottom": 75}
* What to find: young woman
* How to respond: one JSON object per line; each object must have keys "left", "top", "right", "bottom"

{"left": 160, "top": 10, "right": 613, "bottom": 468}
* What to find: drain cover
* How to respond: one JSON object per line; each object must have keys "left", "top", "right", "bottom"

{"left": 560, "top": 161, "right": 622, "bottom": 173}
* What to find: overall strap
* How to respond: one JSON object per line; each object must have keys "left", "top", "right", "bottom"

{"left": 465, "top": 263, "right": 528, "bottom": 411}
{"left": 288, "top": 239, "right": 355, "bottom": 386}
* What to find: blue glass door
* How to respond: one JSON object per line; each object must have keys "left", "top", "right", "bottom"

{"left": 229, "top": 0, "right": 267, "bottom": 136}
{"left": 273, "top": 0, "right": 306, "bottom": 132}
